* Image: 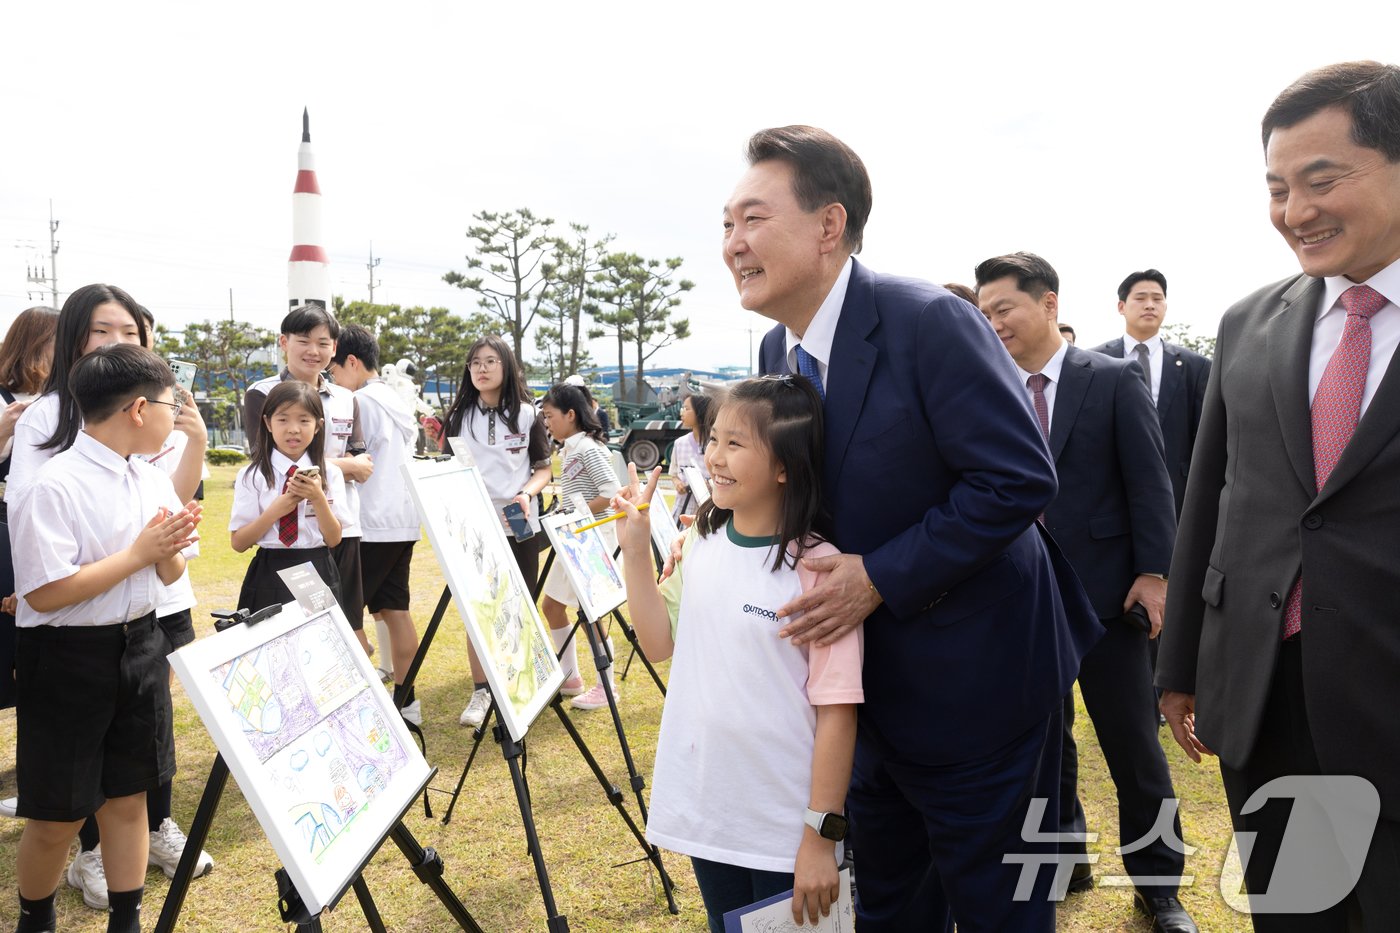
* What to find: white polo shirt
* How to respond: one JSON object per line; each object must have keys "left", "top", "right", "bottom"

{"left": 354, "top": 379, "right": 419, "bottom": 542}
{"left": 230, "top": 449, "right": 350, "bottom": 549}
{"left": 10, "top": 432, "right": 184, "bottom": 629}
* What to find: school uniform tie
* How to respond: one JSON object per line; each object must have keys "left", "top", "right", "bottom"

{"left": 278, "top": 465, "right": 299, "bottom": 547}
{"left": 1282, "top": 284, "right": 1387, "bottom": 639}
{"left": 794, "top": 344, "right": 825, "bottom": 401}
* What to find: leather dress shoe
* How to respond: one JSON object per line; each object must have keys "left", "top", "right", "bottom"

{"left": 1133, "top": 891, "right": 1198, "bottom": 933}
{"left": 1066, "top": 862, "right": 1093, "bottom": 895}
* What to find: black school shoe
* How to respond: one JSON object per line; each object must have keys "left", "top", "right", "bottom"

{"left": 1133, "top": 891, "right": 1199, "bottom": 933}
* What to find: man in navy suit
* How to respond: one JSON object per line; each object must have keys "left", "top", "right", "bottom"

{"left": 730, "top": 125, "right": 1101, "bottom": 931}
{"left": 1089, "top": 270, "right": 1211, "bottom": 516}
{"left": 976, "top": 252, "right": 1196, "bottom": 933}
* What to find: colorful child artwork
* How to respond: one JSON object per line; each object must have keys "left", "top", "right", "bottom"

{"left": 541, "top": 509, "right": 629, "bottom": 622}
{"left": 647, "top": 495, "right": 682, "bottom": 559}
{"left": 170, "top": 603, "right": 430, "bottom": 916}
{"left": 403, "top": 456, "right": 564, "bottom": 742}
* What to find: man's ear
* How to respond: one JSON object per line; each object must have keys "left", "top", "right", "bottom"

{"left": 1117, "top": 300, "right": 1127, "bottom": 318}
{"left": 1044, "top": 290, "right": 1060, "bottom": 320}
{"left": 817, "top": 203, "right": 849, "bottom": 256}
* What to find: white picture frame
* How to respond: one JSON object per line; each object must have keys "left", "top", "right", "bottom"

{"left": 648, "top": 494, "right": 682, "bottom": 556}
{"left": 683, "top": 465, "right": 710, "bottom": 506}
{"left": 403, "top": 455, "right": 564, "bottom": 741}
{"left": 169, "top": 602, "right": 430, "bottom": 916}
{"left": 540, "top": 508, "right": 629, "bottom": 622}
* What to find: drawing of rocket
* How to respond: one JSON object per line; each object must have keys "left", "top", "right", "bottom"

{"left": 288, "top": 107, "right": 329, "bottom": 309}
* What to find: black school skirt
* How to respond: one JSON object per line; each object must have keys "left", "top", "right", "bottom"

{"left": 237, "top": 546, "right": 342, "bottom": 616}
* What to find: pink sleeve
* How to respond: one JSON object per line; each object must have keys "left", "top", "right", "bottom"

{"left": 797, "top": 541, "right": 865, "bottom": 706}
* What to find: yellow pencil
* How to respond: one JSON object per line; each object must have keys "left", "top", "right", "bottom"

{"left": 573, "top": 502, "right": 649, "bottom": 534}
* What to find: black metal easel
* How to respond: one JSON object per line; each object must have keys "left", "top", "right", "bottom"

{"left": 155, "top": 606, "right": 482, "bottom": 933}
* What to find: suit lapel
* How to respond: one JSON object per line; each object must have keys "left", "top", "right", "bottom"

{"left": 1268, "top": 276, "right": 1322, "bottom": 495}
{"left": 1050, "top": 346, "right": 1092, "bottom": 462}
{"left": 824, "top": 261, "right": 879, "bottom": 492}
{"left": 1104, "top": 337, "right": 1125, "bottom": 358}
{"left": 1157, "top": 343, "right": 1183, "bottom": 418}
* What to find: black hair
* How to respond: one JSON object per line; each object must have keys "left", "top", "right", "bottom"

{"left": 1263, "top": 61, "right": 1400, "bottom": 161}
{"left": 746, "top": 125, "right": 872, "bottom": 253}
{"left": 245, "top": 381, "right": 328, "bottom": 490}
{"left": 443, "top": 334, "right": 533, "bottom": 444}
{"left": 1117, "top": 269, "right": 1168, "bottom": 303}
{"left": 1058, "top": 323, "right": 1077, "bottom": 339}
{"left": 684, "top": 392, "right": 715, "bottom": 446}
{"left": 41, "top": 283, "right": 149, "bottom": 452}
{"left": 541, "top": 383, "right": 606, "bottom": 444}
{"left": 136, "top": 305, "right": 155, "bottom": 327}
{"left": 696, "top": 375, "right": 829, "bottom": 571}
{"left": 332, "top": 323, "right": 380, "bottom": 372}
{"left": 280, "top": 303, "right": 341, "bottom": 340}
{"left": 943, "top": 283, "right": 979, "bottom": 306}
{"left": 69, "top": 344, "right": 174, "bottom": 424}
{"left": 973, "top": 252, "right": 1060, "bottom": 300}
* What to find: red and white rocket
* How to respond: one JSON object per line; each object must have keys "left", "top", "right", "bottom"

{"left": 288, "top": 107, "right": 329, "bottom": 309}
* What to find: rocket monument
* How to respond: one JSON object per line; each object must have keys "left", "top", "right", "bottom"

{"left": 288, "top": 107, "right": 329, "bottom": 309}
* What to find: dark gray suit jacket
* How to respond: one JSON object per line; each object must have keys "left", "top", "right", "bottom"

{"left": 1090, "top": 336, "right": 1211, "bottom": 515}
{"left": 1157, "top": 273, "right": 1400, "bottom": 817}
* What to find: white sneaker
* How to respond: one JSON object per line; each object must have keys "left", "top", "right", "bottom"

{"left": 459, "top": 688, "right": 492, "bottom": 727}
{"left": 66, "top": 847, "right": 109, "bottom": 910}
{"left": 570, "top": 682, "right": 617, "bottom": 711}
{"left": 0, "top": 796, "right": 17, "bottom": 818}
{"left": 400, "top": 699, "right": 422, "bottom": 726}
{"left": 148, "top": 817, "right": 214, "bottom": 880}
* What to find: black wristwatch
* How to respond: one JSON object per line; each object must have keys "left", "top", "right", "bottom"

{"left": 804, "top": 807, "right": 849, "bottom": 842}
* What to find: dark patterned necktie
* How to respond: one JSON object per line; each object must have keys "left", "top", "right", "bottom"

{"left": 795, "top": 344, "right": 825, "bottom": 401}
{"left": 1282, "top": 284, "right": 1387, "bottom": 638}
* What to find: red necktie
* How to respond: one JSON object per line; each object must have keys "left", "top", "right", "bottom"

{"left": 278, "top": 466, "right": 299, "bottom": 546}
{"left": 1282, "top": 284, "right": 1387, "bottom": 638}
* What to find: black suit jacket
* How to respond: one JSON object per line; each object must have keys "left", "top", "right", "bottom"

{"left": 1044, "top": 345, "right": 1177, "bottom": 619}
{"left": 759, "top": 260, "right": 1101, "bottom": 765}
{"left": 1158, "top": 274, "right": 1400, "bottom": 817}
{"left": 1090, "top": 336, "right": 1211, "bottom": 515}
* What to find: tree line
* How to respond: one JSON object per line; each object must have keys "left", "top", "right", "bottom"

{"left": 156, "top": 207, "right": 697, "bottom": 438}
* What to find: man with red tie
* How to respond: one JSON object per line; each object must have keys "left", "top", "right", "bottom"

{"left": 1158, "top": 61, "right": 1400, "bottom": 930}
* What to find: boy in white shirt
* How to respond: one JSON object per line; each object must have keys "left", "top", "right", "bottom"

{"left": 328, "top": 325, "right": 423, "bottom": 722}
{"left": 8, "top": 345, "right": 200, "bottom": 933}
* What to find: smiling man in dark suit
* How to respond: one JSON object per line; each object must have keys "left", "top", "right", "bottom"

{"left": 976, "top": 252, "right": 1194, "bottom": 932}
{"left": 1159, "top": 61, "right": 1400, "bottom": 930}
{"left": 1090, "top": 270, "right": 1211, "bottom": 516}
{"left": 728, "top": 125, "right": 1101, "bottom": 931}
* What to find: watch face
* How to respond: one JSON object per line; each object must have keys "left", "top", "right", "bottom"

{"left": 821, "top": 812, "right": 849, "bottom": 841}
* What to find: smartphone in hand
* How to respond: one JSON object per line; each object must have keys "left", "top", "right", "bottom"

{"left": 503, "top": 501, "right": 534, "bottom": 540}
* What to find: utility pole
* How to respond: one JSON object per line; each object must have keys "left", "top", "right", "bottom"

{"left": 367, "top": 242, "right": 381, "bottom": 304}
{"left": 229, "top": 287, "right": 235, "bottom": 322}
{"left": 25, "top": 200, "right": 60, "bottom": 307}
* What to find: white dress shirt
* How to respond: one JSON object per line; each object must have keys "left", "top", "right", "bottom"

{"left": 1123, "top": 333, "right": 1164, "bottom": 405}
{"left": 1308, "top": 259, "right": 1400, "bottom": 413}
{"left": 1015, "top": 338, "right": 1069, "bottom": 437}
{"left": 10, "top": 432, "right": 184, "bottom": 628}
{"left": 783, "top": 257, "right": 853, "bottom": 384}
{"left": 230, "top": 448, "right": 350, "bottom": 549}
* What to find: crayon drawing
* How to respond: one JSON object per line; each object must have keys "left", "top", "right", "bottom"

{"left": 171, "top": 603, "right": 430, "bottom": 916}
{"left": 541, "top": 510, "right": 629, "bottom": 622}
{"left": 403, "top": 457, "right": 564, "bottom": 741}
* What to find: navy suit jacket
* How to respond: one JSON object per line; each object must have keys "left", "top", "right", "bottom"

{"left": 1044, "top": 345, "right": 1176, "bottom": 619}
{"left": 760, "top": 260, "right": 1101, "bottom": 764}
{"left": 1089, "top": 336, "right": 1211, "bottom": 515}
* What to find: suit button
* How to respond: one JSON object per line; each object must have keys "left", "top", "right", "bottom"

{"left": 1304, "top": 514, "right": 1323, "bottom": 529}
{"left": 1270, "top": 592, "right": 1282, "bottom": 608}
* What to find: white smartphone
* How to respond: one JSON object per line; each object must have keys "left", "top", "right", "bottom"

{"left": 170, "top": 359, "right": 197, "bottom": 395}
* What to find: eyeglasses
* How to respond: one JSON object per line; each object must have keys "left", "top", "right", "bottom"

{"left": 124, "top": 398, "right": 183, "bottom": 418}
{"left": 469, "top": 358, "right": 502, "bottom": 372}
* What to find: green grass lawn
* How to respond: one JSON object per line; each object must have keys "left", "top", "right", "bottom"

{"left": 0, "top": 464, "right": 1252, "bottom": 931}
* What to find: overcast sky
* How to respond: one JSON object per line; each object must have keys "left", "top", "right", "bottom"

{"left": 1, "top": 2, "right": 1393, "bottom": 373}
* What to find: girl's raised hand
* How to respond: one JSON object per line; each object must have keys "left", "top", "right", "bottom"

{"left": 610, "top": 463, "right": 662, "bottom": 555}
{"left": 172, "top": 386, "right": 208, "bottom": 442}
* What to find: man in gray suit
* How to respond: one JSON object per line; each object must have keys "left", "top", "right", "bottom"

{"left": 1158, "top": 61, "right": 1400, "bottom": 930}
{"left": 1090, "top": 270, "right": 1211, "bottom": 516}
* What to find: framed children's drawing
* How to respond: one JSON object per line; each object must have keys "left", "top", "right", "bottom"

{"left": 403, "top": 454, "right": 564, "bottom": 741}
{"left": 648, "top": 494, "right": 682, "bottom": 555}
{"left": 540, "top": 508, "right": 629, "bottom": 622}
{"left": 170, "top": 601, "right": 431, "bottom": 916}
